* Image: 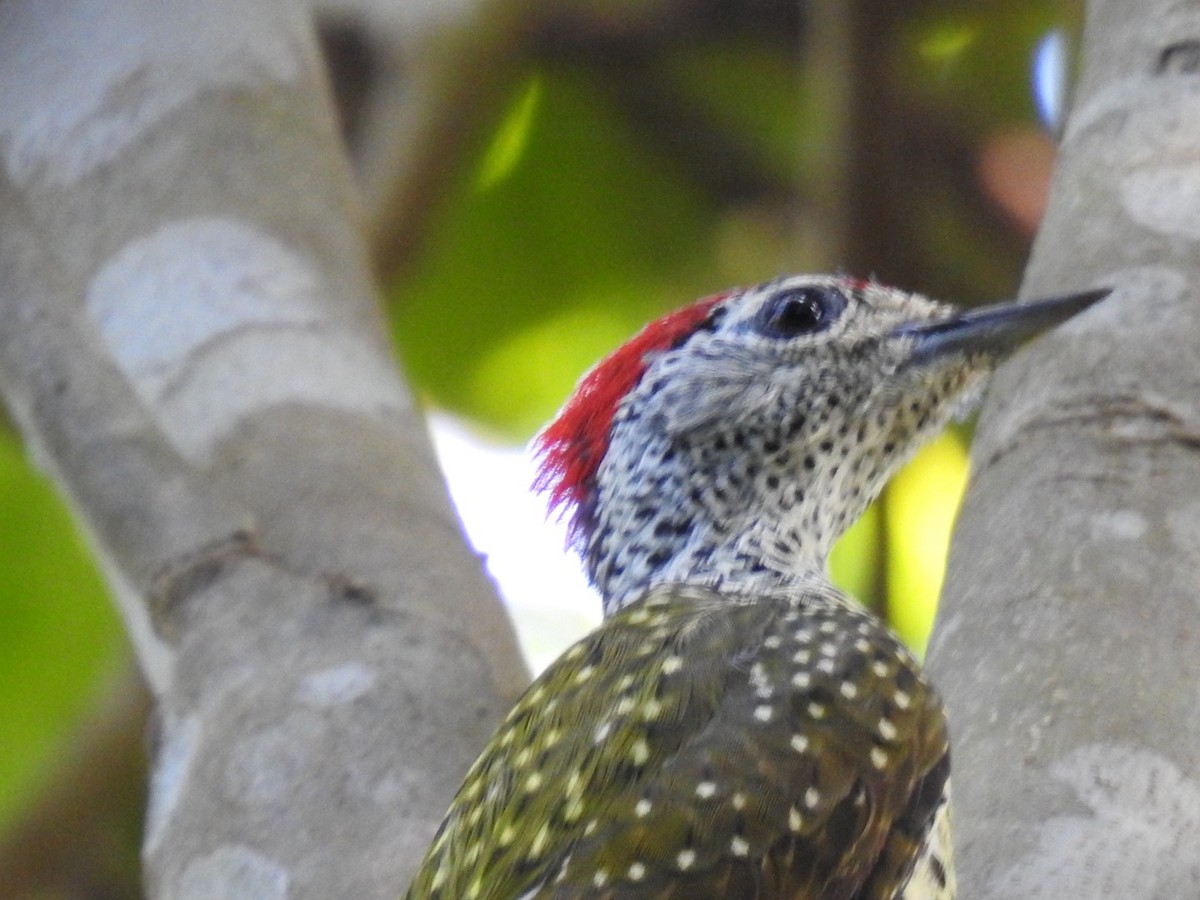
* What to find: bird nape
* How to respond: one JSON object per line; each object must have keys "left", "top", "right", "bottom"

{"left": 405, "top": 275, "right": 1109, "bottom": 900}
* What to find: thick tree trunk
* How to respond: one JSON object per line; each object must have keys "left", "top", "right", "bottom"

{"left": 928, "top": 1, "right": 1200, "bottom": 896}
{"left": 0, "top": 3, "right": 527, "bottom": 896}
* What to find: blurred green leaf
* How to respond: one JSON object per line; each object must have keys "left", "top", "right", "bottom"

{"left": 885, "top": 431, "right": 970, "bottom": 656}
{"left": 901, "top": 4, "right": 1073, "bottom": 127}
{"left": 829, "top": 501, "right": 882, "bottom": 607}
{"left": 0, "top": 434, "right": 123, "bottom": 829}
{"left": 475, "top": 75, "right": 544, "bottom": 192}
{"left": 394, "top": 66, "right": 721, "bottom": 437}
{"left": 664, "top": 36, "right": 810, "bottom": 183}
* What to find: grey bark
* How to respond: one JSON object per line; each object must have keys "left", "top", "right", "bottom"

{"left": 927, "top": 1, "right": 1200, "bottom": 896}
{"left": 0, "top": 2, "right": 527, "bottom": 897}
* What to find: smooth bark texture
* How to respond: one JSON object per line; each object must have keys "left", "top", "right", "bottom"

{"left": 928, "top": 1, "right": 1200, "bottom": 896}
{"left": 0, "top": 3, "right": 527, "bottom": 896}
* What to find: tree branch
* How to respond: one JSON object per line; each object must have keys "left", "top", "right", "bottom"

{"left": 0, "top": 2, "right": 527, "bottom": 895}
{"left": 929, "top": 1, "right": 1200, "bottom": 895}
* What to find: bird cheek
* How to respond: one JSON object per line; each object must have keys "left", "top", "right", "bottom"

{"left": 657, "top": 372, "right": 761, "bottom": 437}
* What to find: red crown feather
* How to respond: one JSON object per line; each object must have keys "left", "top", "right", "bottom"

{"left": 533, "top": 293, "right": 728, "bottom": 546}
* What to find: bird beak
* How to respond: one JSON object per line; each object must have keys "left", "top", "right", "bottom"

{"left": 894, "top": 287, "right": 1111, "bottom": 364}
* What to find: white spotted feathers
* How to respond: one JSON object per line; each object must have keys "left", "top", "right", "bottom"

{"left": 409, "top": 585, "right": 949, "bottom": 898}
{"left": 406, "top": 275, "right": 1109, "bottom": 898}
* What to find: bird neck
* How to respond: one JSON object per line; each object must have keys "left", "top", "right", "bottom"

{"left": 584, "top": 431, "right": 881, "bottom": 616}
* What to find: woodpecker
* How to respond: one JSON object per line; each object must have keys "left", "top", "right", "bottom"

{"left": 405, "top": 275, "right": 1108, "bottom": 899}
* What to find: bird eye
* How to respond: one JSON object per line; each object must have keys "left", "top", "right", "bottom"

{"left": 758, "top": 286, "right": 845, "bottom": 338}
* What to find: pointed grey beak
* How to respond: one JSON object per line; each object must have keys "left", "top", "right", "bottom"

{"left": 895, "top": 287, "right": 1111, "bottom": 364}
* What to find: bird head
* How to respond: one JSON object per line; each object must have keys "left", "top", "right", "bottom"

{"left": 536, "top": 274, "right": 1107, "bottom": 613}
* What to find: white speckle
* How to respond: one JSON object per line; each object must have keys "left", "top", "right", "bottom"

{"left": 696, "top": 781, "right": 717, "bottom": 799}
{"left": 871, "top": 747, "right": 889, "bottom": 769}
{"left": 498, "top": 824, "right": 516, "bottom": 846}
{"left": 530, "top": 823, "right": 550, "bottom": 856}
{"left": 805, "top": 787, "right": 820, "bottom": 809}
{"left": 0, "top": 4, "right": 303, "bottom": 186}
{"left": 144, "top": 714, "right": 199, "bottom": 856}
{"left": 574, "top": 665, "right": 596, "bottom": 684}
{"left": 592, "top": 869, "right": 609, "bottom": 887}
{"left": 1122, "top": 165, "right": 1200, "bottom": 239}
{"left": 750, "top": 661, "right": 767, "bottom": 681}
{"left": 617, "top": 674, "right": 636, "bottom": 691}
{"left": 593, "top": 721, "right": 612, "bottom": 744}
{"left": 790, "top": 734, "right": 809, "bottom": 753}
{"left": 640, "top": 698, "right": 663, "bottom": 719}
{"left": 794, "top": 629, "right": 814, "bottom": 643}
{"left": 564, "top": 796, "right": 584, "bottom": 822}
{"left": 554, "top": 860, "right": 570, "bottom": 883}
{"left": 566, "top": 769, "right": 584, "bottom": 794}
{"left": 793, "top": 650, "right": 812, "bottom": 665}
{"left": 792, "top": 671, "right": 812, "bottom": 689}
{"left": 894, "top": 691, "right": 912, "bottom": 710}
{"left": 635, "top": 797, "right": 652, "bottom": 817}
{"left": 176, "top": 844, "right": 288, "bottom": 900}
{"left": 819, "top": 642, "right": 838, "bottom": 657}
{"left": 677, "top": 848, "right": 697, "bottom": 870}
{"left": 754, "top": 704, "right": 774, "bottom": 722}
{"left": 628, "top": 862, "right": 646, "bottom": 881}
{"left": 584, "top": 819, "right": 598, "bottom": 836}
{"left": 514, "top": 747, "right": 533, "bottom": 767}
{"left": 661, "top": 655, "right": 683, "bottom": 675}
{"left": 732, "top": 791, "right": 747, "bottom": 810}
{"left": 817, "top": 658, "right": 835, "bottom": 675}
{"left": 616, "top": 697, "right": 636, "bottom": 715}
{"left": 854, "top": 638, "right": 871, "bottom": 653}
{"left": 789, "top": 806, "right": 804, "bottom": 831}
{"left": 524, "top": 772, "right": 544, "bottom": 792}
{"left": 839, "top": 681, "right": 858, "bottom": 699}
{"left": 878, "top": 718, "right": 898, "bottom": 741}
{"left": 730, "top": 836, "right": 750, "bottom": 856}
{"left": 87, "top": 219, "right": 410, "bottom": 461}
{"left": 991, "top": 744, "right": 1200, "bottom": 897}
{"left": 819, "top": 620, "right": 838, "bottom": 634}
{"left": 298, "top": 662, "right": 376, "bottom": 708}
{"left": 631, "top": 738, "right": 650, "bottom": 765}
{"left": 808, "top": 702, "right": 827, "bottom": 719}
{"left": 764, "top": 635, "right": 782, "bottom": 649}
{"left": 872, "top": 661, "right": 890, "bottom": 677}
{"left": 1091, "top": 509, "right": 1149, "bottom": 541}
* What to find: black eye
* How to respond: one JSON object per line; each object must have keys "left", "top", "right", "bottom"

{"left": 758, "top": 286, "right": 845, "bottom": 338}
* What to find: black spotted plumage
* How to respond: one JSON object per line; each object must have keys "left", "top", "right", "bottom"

{"left": 405, "top": 584, "right": 948, "bottom": 900}
{"left": 405, "top": 276, "right": 1106, "bottom": 900}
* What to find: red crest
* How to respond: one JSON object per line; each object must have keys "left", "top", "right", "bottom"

{"left": 534, "top": 293, "right": 728, "bottom": 544}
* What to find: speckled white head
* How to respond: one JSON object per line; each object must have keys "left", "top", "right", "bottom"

{"left": 536, "top": 274, "right": 1105, "bottom": 613}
